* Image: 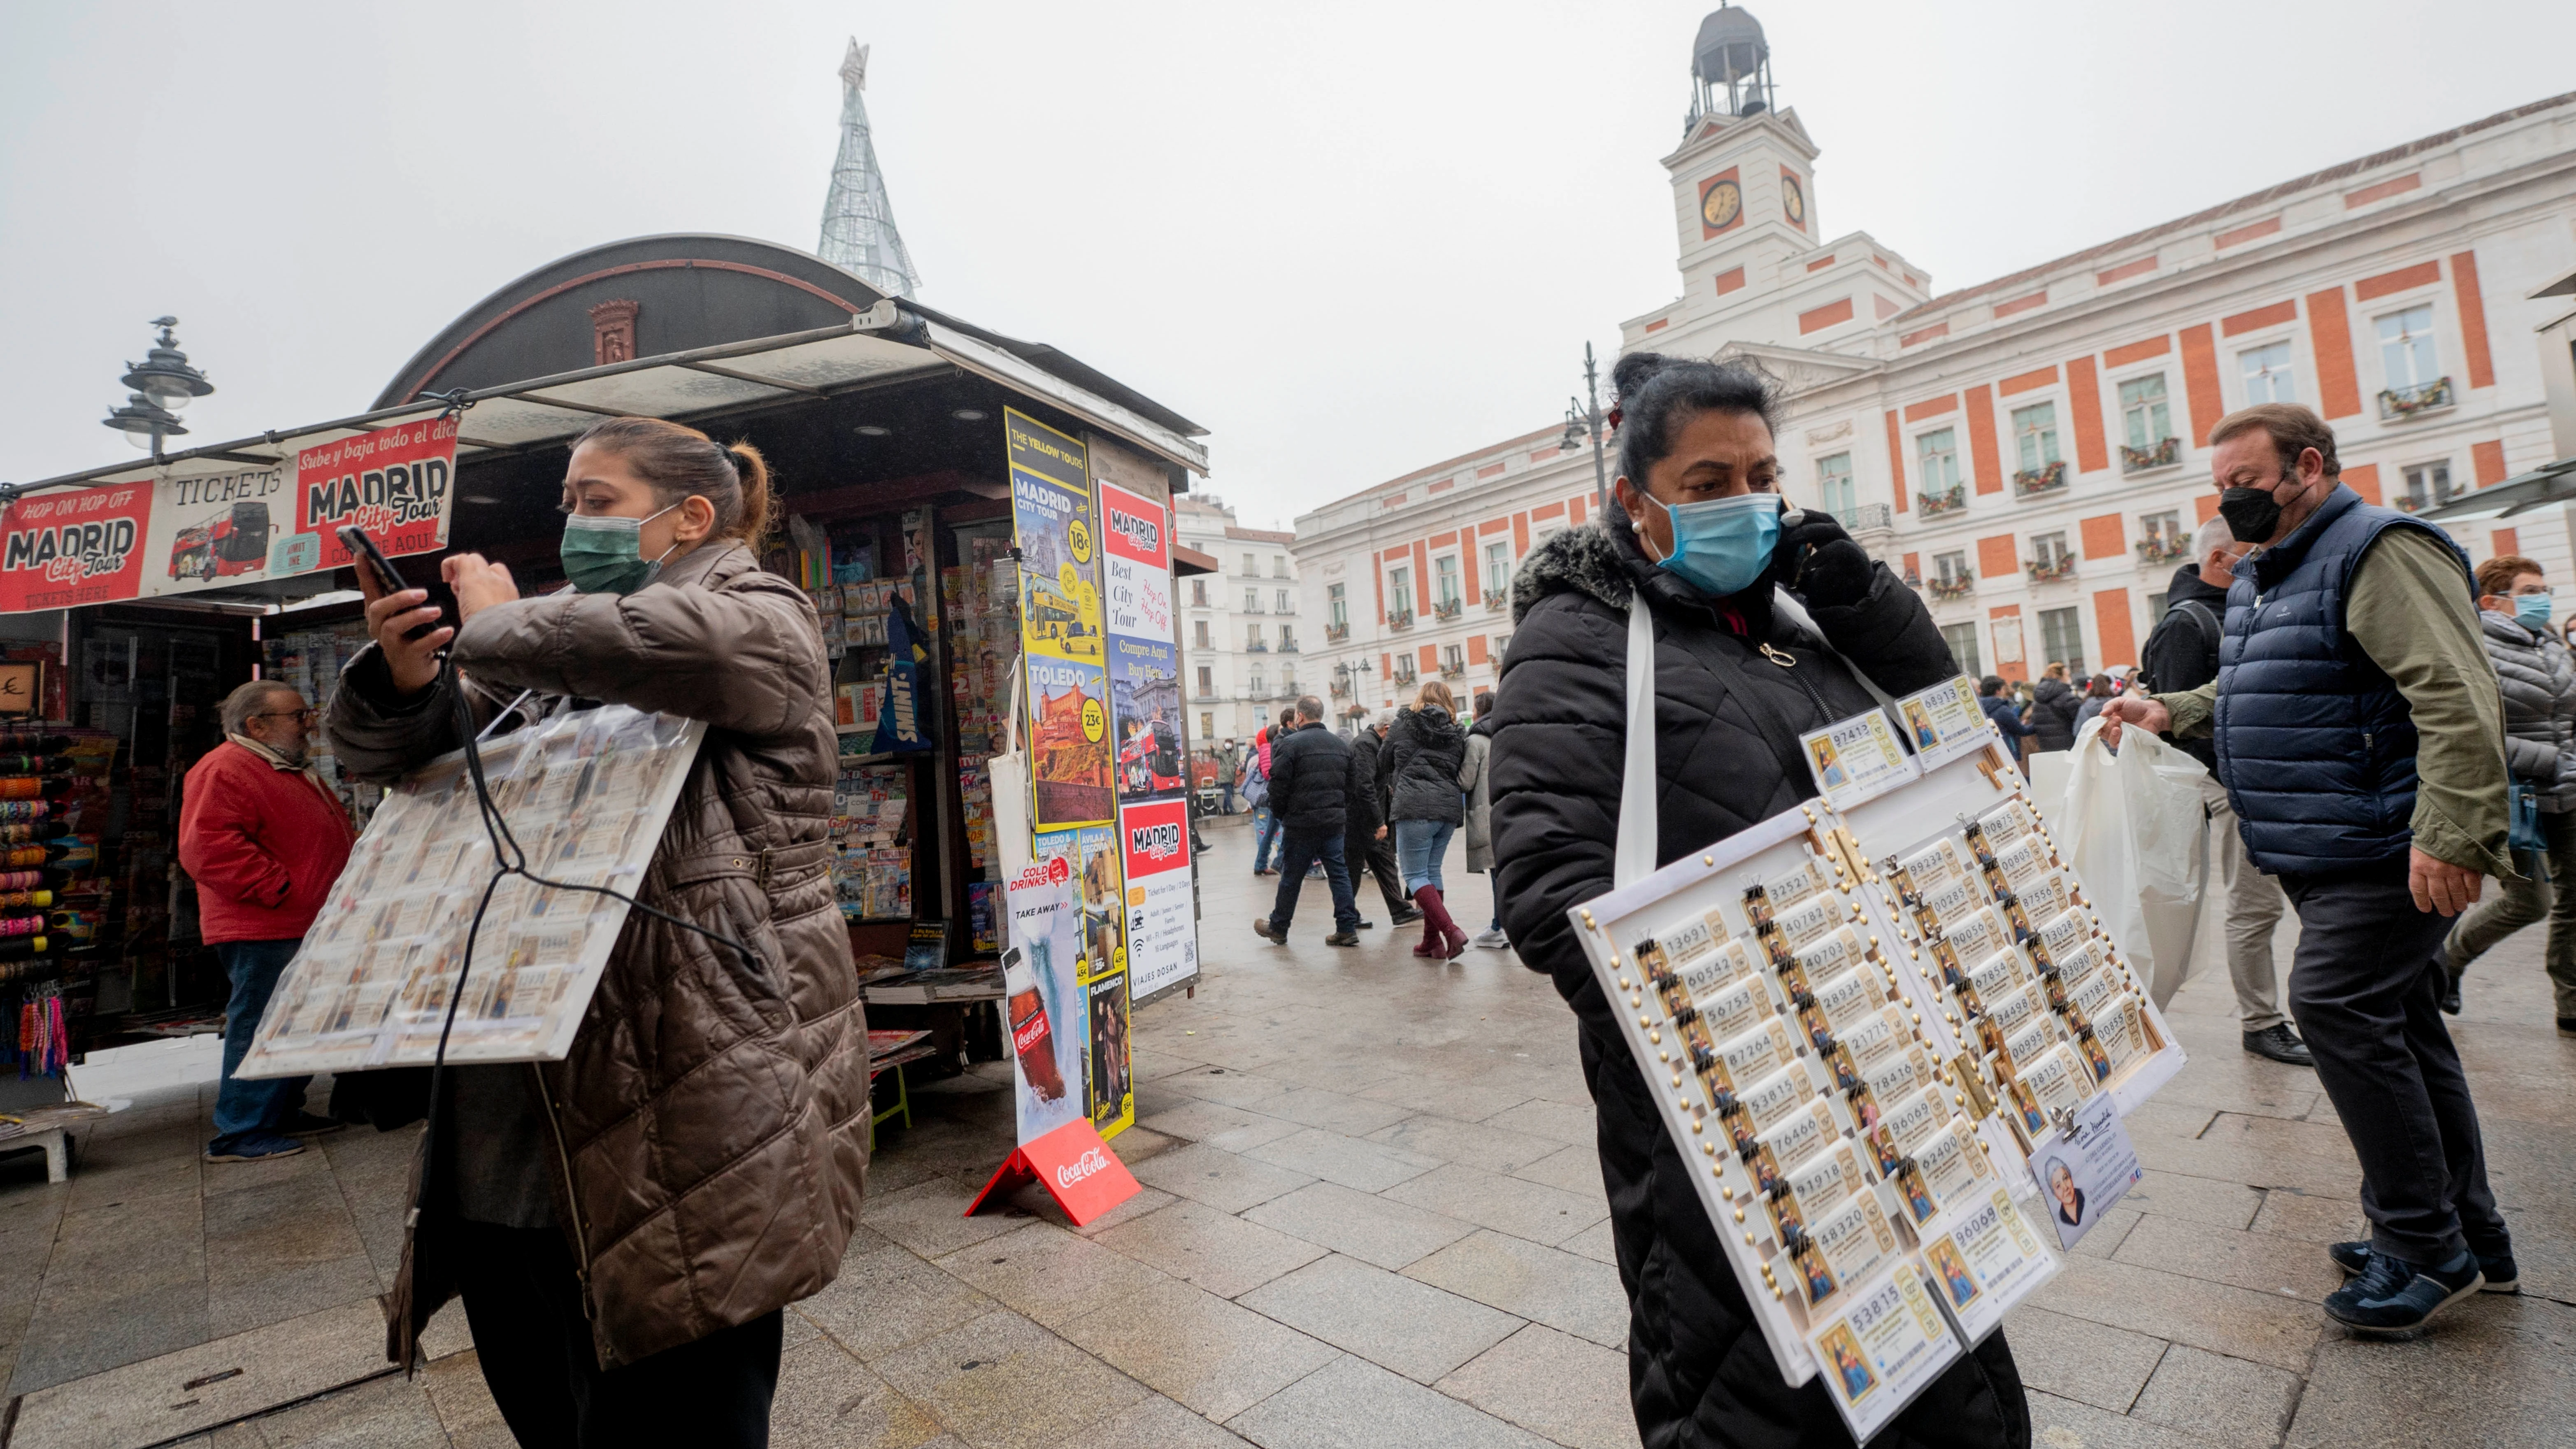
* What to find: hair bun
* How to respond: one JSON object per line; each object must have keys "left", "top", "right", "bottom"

{"left": 1611, "top": 350, "right": 1680, "bottom": 405}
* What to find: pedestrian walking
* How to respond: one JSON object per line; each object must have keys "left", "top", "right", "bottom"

{"left": 1251, "top": 696, "right": 1361, "bottom": 947}
{"left": 1458, "top": 707, "right": 1509, "bottom": 949}
{"left": 2029, "top": 661, "right": 2080, "bottom": 751}
{"left": 1490, "top": 352, "right": 2026, "bottom": 1446}
{"left": 1243, "top": 724, "right": 1277, "bottom": 875}
{"left": 2104, "top": 402, "right": 2517, "bottom": 1337}
{"left": 330, "top": 417, "right": 867, "bottom": 1445}
{"left": 1344, "top": 709, "right": 1420, "bottom": 928}
{"left": 1216, "top": 737, "right": 1241, "bottom": 814}
{"left": 2138, "top": 514, "right": 2309, "bottom": 1065}
{"left": 1380, "top": 680, "right": 1471, "bottom": 960}
{"left": 1976, "top": 675, "right": 2037, "bottom": 764}
{"left": 2433, "top": 554, "right": 2576, "bottom": 1028}
{"left": 2070, "top": 674, "right": 2117, "bottom": 733}
{"left": 179, "top": 681, "right": 356, "bottom": 1164}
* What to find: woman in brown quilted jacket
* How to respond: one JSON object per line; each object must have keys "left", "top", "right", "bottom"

{"left": 328, "top": 416, "right": 868, "bottom": 1448}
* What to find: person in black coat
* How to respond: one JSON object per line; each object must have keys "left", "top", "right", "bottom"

{"left": 1344, "top": 713, "right": 1420, "bottom": 928}
{"left": 1488, "top": 352, "right": 2028, "bottom": 1449}
{"left": 1379, "top": 681, "right": 1472, "bottom": 958}
{"left": 1252, "top": 696, "right": 1362, "bottom": 947}
{"left": 2029, "top": 665, "right": 2081, "bottom": 752}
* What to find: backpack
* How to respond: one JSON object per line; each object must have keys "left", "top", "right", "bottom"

{"left": 1241, "top": 756, "right": 1270, "bottom": 809}
{"left": 2135, "top": 598, "right": 2220, "bottom": 693}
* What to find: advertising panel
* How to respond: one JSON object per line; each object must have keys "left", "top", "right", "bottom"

{"left": 1120, "top": 798, "right": 1197, "bottom": 999}
{"left": 1002, "top": 855, "right": 1088, "bottom": 1143}
{"left": 1008, "top": 409, "right": 1112, "bottom": 826}
{"left": 1098, "top": 481, "right": 1182, "bottom": 802}
{"left": 0, "top": 481, "right": 154, "bottom": 612}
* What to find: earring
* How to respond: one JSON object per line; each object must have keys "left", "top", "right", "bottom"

{"left": 1632, "top": 522, "right": 1645, "bottom": 535}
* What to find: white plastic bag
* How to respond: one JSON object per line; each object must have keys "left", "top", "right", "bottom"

{"left": 2058, "top": 717, "right": 2211, "bottom": 1007}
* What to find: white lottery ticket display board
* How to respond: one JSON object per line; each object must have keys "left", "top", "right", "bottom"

{"left": 236, "top": 705, "right": 704, "bottom": 1078}
{"left": 1565, "top": 675, "right": 2185, "bottom": 1441}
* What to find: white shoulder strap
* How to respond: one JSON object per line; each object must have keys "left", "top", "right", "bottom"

{"left": 1615, "top": 596, "right": 1659, "bottom": 888}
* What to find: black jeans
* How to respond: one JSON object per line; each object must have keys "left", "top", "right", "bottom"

{"left": 451, "top": 1219, "right": 783, "bottom": 1448}
{"left": 1269, "top": 829, "right": 1360, "bottom": 934}
{"left": 1346, "top": 826, "right": 1409, "bottom": 916}
{"left": 2279, "top": 868, "right": 2508, "bottom": 1265}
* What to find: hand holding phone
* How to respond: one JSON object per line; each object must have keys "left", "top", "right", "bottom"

{"left": 343, "top": 525, "right": 452, "bottom": 698}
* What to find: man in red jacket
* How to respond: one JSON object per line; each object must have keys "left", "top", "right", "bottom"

{"left": 179, "top": 680, "right": 357, "bottom": 1163}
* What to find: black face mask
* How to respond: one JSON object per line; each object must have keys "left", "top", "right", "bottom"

{"left": 2217, "top": 471, "right": 2302, "bottom": 544}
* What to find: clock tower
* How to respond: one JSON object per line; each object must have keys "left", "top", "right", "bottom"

{"left": 1627, "top": 6, "right": 1930, "bottom": 359}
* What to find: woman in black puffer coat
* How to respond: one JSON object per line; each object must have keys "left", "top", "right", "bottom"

{"left": 1379, "top": 681, "right": 1471, "bottom": 958}
{"left": 1488, "top": 353, "right": 2027, "bottom": 1449}
{"left": 2028, "top": 665, "right": 2080, "bottom": 752}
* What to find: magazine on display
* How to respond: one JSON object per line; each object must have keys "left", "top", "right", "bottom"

{"left": 1564, "top": 675, "right": 2188, "bottom": 1440}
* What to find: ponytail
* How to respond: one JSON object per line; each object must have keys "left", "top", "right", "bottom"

{"left": 721, "top": 441, "right": 772, "bottom": 545}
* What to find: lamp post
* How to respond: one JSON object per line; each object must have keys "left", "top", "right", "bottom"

{"left": 102, "top": 317, "right": 212, "bottom": 461}
{"left": 1561, "top": 342, "right": 1612, "bottom": 517}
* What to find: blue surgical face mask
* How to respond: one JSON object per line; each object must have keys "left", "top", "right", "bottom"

{"left": 560, "top": 504, "right": 679, "bottom": 595}
{"left": 1639, "top": 489, "right": 1781, "bottom": 599}
{"left": 2515, "top": 593, "right": 2554, "bottom": 630}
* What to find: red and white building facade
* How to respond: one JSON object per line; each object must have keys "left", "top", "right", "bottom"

{"left": 1296, "top": 56, "right": 2576, "bottom": 707}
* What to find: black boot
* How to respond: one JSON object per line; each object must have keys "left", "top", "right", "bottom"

{"left": 2437, "top": 961, "right": 2464, "bottom": 1016}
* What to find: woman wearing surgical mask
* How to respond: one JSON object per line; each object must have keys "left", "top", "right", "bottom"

{"left": 1487, "top": 354, "right": 2025, "bottom": 1446}
{"left": 2433, "top": 555, "right": 2576, "bottom": 1028}
{"left": 325, "top": 416, "right": 867, "bottom": 1447}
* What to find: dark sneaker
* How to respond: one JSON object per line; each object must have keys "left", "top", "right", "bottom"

{"left": 1324, "top": 932, "right": 1360, "bottom": 947}
{"left": 2242, "top": 1024, "right": 2314, "bottom": 1067}
{"left": 1390, "top": 909, "right": 1425, "bottom": 926}
{"left": 1252, "top": 917, "right": 1286, "bottom": 945}
{"left": 2324, "top": 1249, "right": 2483, "bottom": 1335}
{"left": 281, "top": 1112, "right": 344, "bottom": 1137}
{"left": 2560, "top": 1017, "right": 2576, "bottom": 1036}
{"left": 2330, "top": 1240, "right": 2518, "bottom": 1293}
{"left": 2438, "top": 970, "right": 2463, "bottom": 1016}
{"left": 205, "top": 1133, "right": 307, "bottom": 1164}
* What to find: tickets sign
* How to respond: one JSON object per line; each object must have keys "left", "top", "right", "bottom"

{"left": 0, "top": 416, "right": 458, "bottom": 614}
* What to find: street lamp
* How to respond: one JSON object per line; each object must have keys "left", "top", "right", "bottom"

{"left": 103, "top": 317, "right": 212, "bottom": 460}
{"left": 1576, "top": 342, "right": 1612, "bottom": 517}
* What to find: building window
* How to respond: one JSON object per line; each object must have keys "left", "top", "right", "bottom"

{"left": 1434, "top": 555, "right": 1462, "bottom": 614}
{"left": 2010, "top": 403, "right": 2060, "bottom": 474}
{"left": 2139, "top": 509, "right": 2187, "bottom": 564}
{"left": 1328, "top": 582, "right": 1347, "bottom": 627}
{"left": 1191, "top": 579, "right": 1208, "bottom": 607}
{"left": 1249, "top": 670, "right": 1265, "bottom": 696}
{"left": 2038, "top": 606, "right": 2086, "bottom": 678}
{"left": 1917, "top": 428, "right": 1962, "bottom": 499}
{"left": 1388, "top": 566, "right": 1412, "bottom": 622}
{"left": 1193, "top": 620, "right": 1211, "bottom": 649}
{"left": 2241, "top": 342, "right": 2296, "bottom": 404}
{"left": 1279, "top": 624, "right": 1297, "bottom": 650}
{"left": 2119, "top": 374, "right": 2172, "bottom": 450}
{"left": 2146, "top": 592, "right": 2167, "bottom": 620}
{"left": 1441, "top": 644, "right": 1465, "bottom": 677}
{"left": 1935, "top": 551, "right": 1969, "bottom": 583}
{"left": 2378, "top": 305, "right": 2439, "bottom": 390}
{"left": 1196, "top": 665, "right": 1214, "bottom": 697}
{"left": 1242, "top": 553, "right": 1258, "bottom": 577}
{"left": 1273, "top": 557, "right": 1289, "bottom": 578}
{"left": 1941, "top": 622, "right": 1981, "bottom": 677}
{"left": 1816, "top": 452, "right": 1856, "bottom": 521}
{"left": 1276, "top": 588, "right": 1290, "bottom": 613}
{"left": 2401, "top": 462, "right": 2455, "bottom": 514}
{"left": 1246, "top": 622, "right": 1264, "bottom": 649}
{"left": 1244, "top": 588, "right": 1260, "bottom": 613}
{"left": 1483, "top": 540, "right": 1511, "bottom": 605}
{"left": 2029, "top": 532, "right": 2074, "bottom": 583}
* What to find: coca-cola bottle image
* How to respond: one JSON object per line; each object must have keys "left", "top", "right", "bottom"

{"left": 1005, "top": 947, "right": 1068, "bottom": 1102}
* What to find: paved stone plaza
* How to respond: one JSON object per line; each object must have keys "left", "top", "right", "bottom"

{"left": 0, "top": 811, "right": 2568, "bottom": 1447}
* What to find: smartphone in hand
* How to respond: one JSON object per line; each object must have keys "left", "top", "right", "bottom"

{"left": 339, "top": 525, "right": 444, "bottom": 642}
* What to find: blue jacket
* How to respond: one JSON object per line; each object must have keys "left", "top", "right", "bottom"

{"left": 2213, "top": 484, "right": 2472, "bottom": 875}
{"left": 1979, "top": 693, "right": 2035, "bottom": 739}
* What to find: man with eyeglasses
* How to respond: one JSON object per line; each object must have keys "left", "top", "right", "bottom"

{"left": 179, "top": 680, "right": 358, "bottom": 1163}
{"left": 2101, "top": 402, "right": 2516, "bottom": 1338}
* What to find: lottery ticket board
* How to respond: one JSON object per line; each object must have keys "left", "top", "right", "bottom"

{"left": 1564, "top": 675, "right": 2185, "bottom": 1440}
{"left": 235, "top": 705, "right": 702, "bottom": 1077}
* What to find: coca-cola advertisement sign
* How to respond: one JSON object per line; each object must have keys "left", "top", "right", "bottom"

{"left": 1002, "top": 858, "right": 1086, "bottom": 1144}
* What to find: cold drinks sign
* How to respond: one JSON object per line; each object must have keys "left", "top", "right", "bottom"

{"left": 1002, "top": 854, "right": 1088, "bottom": 1144}
{"left": 0, "top": 417, "right": 458, "bottom": 614}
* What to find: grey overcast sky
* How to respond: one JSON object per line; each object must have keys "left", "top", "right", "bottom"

{"left": 4, "top": 1, "right": 2571, "bottom": 529}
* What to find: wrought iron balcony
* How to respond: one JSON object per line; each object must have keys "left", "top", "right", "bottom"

{"left": 1439, "top": 662, "right": 1465, "bottom": 680}
{"left": 1841, "top": 502, "right": 1895, "bottom": 535}
{"left": 2025, "top": 555, "right": 2078, "bottom": 584}
{"left": 2120, "top": 436, "right": 2182, "bottom": 474}
{"left": 1928, "top": 574, "right": 1976, "bottom": 602}
{"left": 1392, "top": 664, "right": 1418, "bottom": 686}
{"left": 2135, "top": 535, "right": 2190, "bottom": 564}
{"left": 1919, "top": 486, "right": 1967, "bottom": 519}
{"left": 2379, "top": 377, "right": 2454, "bottom": 421}
{"left": 2012, "top": 460, "right": 2068, "bottom": 500}
{"left": 1329, "top": 678, "right": 1352, "bottom": 698}
{"left": 1325, "top": 621, "right": 1350, "bottom": 642}
{"left": 1386, "top": 611, "right": 1414, "bottom": 633}
{"left": 1483, "top": 588, "right": 1509, "bottom": 611}
{"left": 1245, "top": 641, "right": 1268, "bottom": 653}
{"left": 1279, "top": 642, "right": 1300, "bottom": 654}
{"left": 1434, "top": 597, "right": 1465, "bottom": 621}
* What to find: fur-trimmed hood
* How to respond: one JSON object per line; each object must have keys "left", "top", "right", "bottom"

{"left": 1510, "top": 521, "right": 1637, "bottom": 623}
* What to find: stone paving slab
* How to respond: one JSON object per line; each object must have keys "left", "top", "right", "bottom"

{"left": 1238, "top": 1254, "right": 1522, "bottom": 1385}
{"left": 1226, "top": 1353, "right": 1554, "bottom": 1449}
{"left": 13, "top": 1299, "right": 387, "bottom": 1449}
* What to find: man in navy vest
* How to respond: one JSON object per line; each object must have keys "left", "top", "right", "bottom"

{"left": 2103, "top": 403, "right": 2516, "bottom": 1338}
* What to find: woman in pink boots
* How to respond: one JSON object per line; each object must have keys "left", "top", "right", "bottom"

{"left": 1379, "top": 681, "right": 1471, "bottom": 958}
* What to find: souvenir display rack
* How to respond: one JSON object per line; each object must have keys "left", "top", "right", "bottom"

{"left": 1567, "top": 674, "right": 2184, "bottom": 1440}
{"left": 0, "top": 727, "right": 119, "bottom": 1088}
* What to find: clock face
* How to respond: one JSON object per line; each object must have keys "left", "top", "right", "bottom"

{"left": 1702, "top": 179, "right": 1743, "bottom": 231}
{"left": 1783, "top": 175, "right": 1807, "bottom": 225}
